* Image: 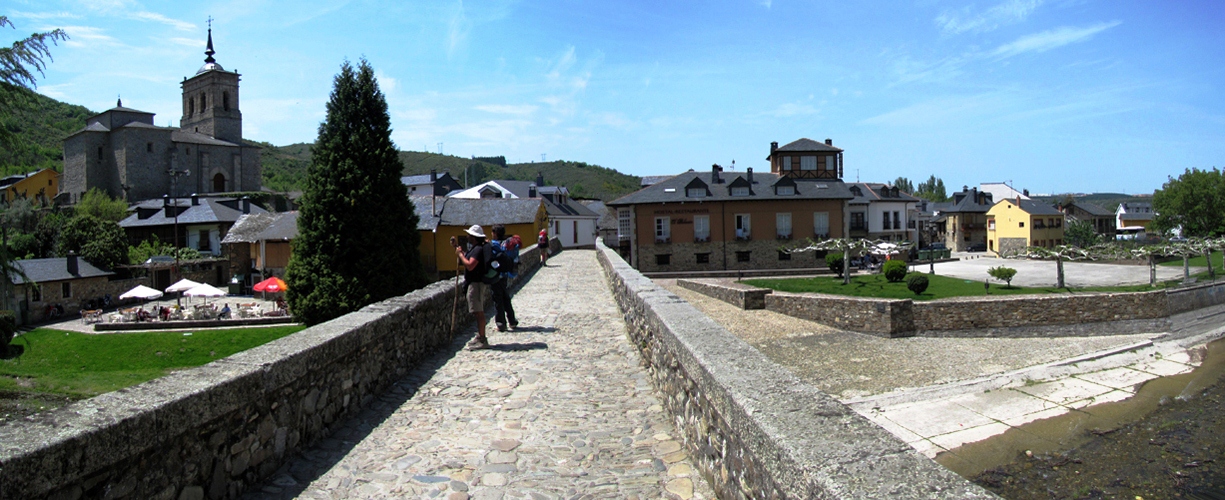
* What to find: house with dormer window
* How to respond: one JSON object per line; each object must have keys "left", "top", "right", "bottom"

{"left": 846, "top": 182, "right": 919, "bottom": 242}
{"left": 608, "top": 138, "right": 854, "bottom": 273}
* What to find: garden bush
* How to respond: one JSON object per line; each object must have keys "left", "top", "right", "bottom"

{"left": 906, "top": 274, "right": 929, "bottom": 295}
{"left": 883, "top": 260, "right": 908, "bottom": 282}
{"left": 826, "top": 252, "right": 845, "bottom": 277}
{"left": 988, "top": 266, "right": 1018, "bottom": 288}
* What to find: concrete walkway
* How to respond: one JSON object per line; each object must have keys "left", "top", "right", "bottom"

{"left": 927, "top": 253, "right": 1196, "bottom": 288}
{"left": 246, "top": 250, "right": 713, "bottom": 499}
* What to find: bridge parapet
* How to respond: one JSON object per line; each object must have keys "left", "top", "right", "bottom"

{"left": 598, "top": 241, "right": 997, "bottom": 499}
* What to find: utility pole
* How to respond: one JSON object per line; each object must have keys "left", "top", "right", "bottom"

{"left": 541, "top": 153, "right": 546, "bottom": 162}
{"left": 437, "top": 142, "right": 443, "bottom": 155}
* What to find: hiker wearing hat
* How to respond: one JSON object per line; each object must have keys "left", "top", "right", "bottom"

{"left": 454, "top": 224, "right": 492, "bottom": 350}
{"left": 538, "top": 229, "right": 549, "bottom": 267}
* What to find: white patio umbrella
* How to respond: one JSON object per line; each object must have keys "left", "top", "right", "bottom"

{"left": 183, "top": 283, "right": 227, "bottom": 305}
{"left": 165, "top": 278, "right": 202, "bottom": 305}
{"left": 120, "top": 284, "right": 164, "bottom": 301}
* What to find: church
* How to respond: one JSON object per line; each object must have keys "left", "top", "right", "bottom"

{"left": 60, "top": 27, "right": 261, "bottom": 204}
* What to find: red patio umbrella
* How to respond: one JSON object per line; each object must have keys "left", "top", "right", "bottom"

{"left": 253, "top": 276, "right": 288, "bottom": 293}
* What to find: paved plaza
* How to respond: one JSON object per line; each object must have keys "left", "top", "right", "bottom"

{"left": 922, "top": 252, "right": 1197, "bottom": 288}
{"left": 247, "top": 250, "right": 713, "bottom": 499}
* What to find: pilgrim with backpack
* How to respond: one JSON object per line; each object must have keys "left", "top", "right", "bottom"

{"left": 488, "top": 224, "right": 519, "bottom": 332}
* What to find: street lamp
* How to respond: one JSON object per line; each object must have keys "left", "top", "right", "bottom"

{"left": 167, "top": 169, "right": 189, "bottom": 301}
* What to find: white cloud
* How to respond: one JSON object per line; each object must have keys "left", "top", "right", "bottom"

{"left": 758, "top": 0, "right": 772, "bottom": 8}
{"left": 131, "top": 11, "right": 195, "bottom": 31}
{"left": 474, "top": 104, "right": 538, "bottom": 116}
{"left": 447, "top": 1, "right": 471, "bottom": 59}
{"left": 546, "top": 46, "right": 577, "bottom": 82}
{"left": 768, "top": 102, "right": 818, "bottom": 117}
{"left": 992, "top": 21, "right": 1121, "bottom": 58}
{"left": 376, "top": 71, "right": 399, "bottom": 92}
{"left": 56, "top": 25, "right": 121, "bottom": 48}
{"left": 8, "top": 10, "right": 83, "bottom": 20}
{"left": 936, "top": 0, "right": 1042, "bottom": 35}
{"left": 168, "top": 37, "right": 201, "bottom": 48}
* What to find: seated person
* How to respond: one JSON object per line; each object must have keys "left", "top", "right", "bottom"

{"left": 218, "top": 304, "right": 232, "bottom": 320}
{"left": 276, "top": 297, "right": 287, "bottom": 311}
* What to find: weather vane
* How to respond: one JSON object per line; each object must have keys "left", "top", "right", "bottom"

{"left": 207, "top": 16, "right": 213, "bottom": 30}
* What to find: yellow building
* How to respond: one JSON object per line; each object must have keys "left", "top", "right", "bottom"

{"left": 412, "top": 196, "right": 548, "bottom": 277}
{"left": 987, "top": 198, "right": 1066, "bottom": 256}
{"left": 0, "top": 169, "right": 59, "bottom": 204}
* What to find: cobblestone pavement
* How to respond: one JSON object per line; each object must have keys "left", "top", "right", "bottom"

{"left": 659, "top": 279, "right": 1157, "bottom": 399}
{"left": 247, "top": 250, "right": 713, "bottom": 499}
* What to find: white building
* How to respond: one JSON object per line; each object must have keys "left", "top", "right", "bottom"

{"left": 448, "top": 174, "right": 600, "bottom": 249}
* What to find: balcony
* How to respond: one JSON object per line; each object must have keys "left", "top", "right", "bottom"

{"left": 654, "top": 237, "right": 671, "bottom": 244}
{"left": 694, "top": 236, "right": 710, "bottom": 243}
{"left": 734, "top": 232, "right": 752, "bottom": 242}
{"left": 776, "top": 233, "right": 792, "bottom": 241}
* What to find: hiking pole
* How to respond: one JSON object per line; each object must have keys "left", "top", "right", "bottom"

{"left": 450, "top": 236, "right": 461, "bottom": 342}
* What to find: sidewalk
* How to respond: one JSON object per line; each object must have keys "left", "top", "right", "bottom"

{"left": 247, "top": 250, "right": 713, "bottom": 499}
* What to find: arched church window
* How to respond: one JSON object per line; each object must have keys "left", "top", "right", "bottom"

{"left": 223, "top": 91, "right": 230, "bottom": 111}
{"left": 188, "top": 98, "right": 194, "bottom": 117}
{"left": 213, "top": 173, "right": 226, "bottom": 193}
{"left": 200, "top": 93, "right": 206, "bottom": 110}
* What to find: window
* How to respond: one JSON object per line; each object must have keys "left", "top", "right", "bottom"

{"left": 223, "top": 91, "right": 230, "bottom": 111}
{"left": 813, "top": 212, "right": 829, "bottom": 238}
{"left": 655, "top": 217, "right": 670, "bottom": 243}
{"left": 736, "top": 251, "right": 751, "bottom": 262}
{"left": 200, "top": 93, "right": 206, "bottom": 109}
{"left": 146, "top": 142, "right": 153, "bottom": 153}
{"left": 686, "top": 187, "right": 707, "bottom": 198}
{"left": 61, "top": 282, "right": 71, "bottom": 299}
{"left": 776, "top": 213, "right": 792, "bottom": 239}
{"left": 731, "top": 186, "right": 750, "bottom": 196}
{"left": 696, "top": 253, "right": 710, "bottom": 264}
{"left": 823, "top": 155, "right": 837, "bottom": 172}
{"left": 988, "top": 219, "right": 996, "bottom": 231}
{"left": 800, "top": 156, "right": 817, "bottom": 171}
{"left": 851, "top": 212, "right": 865, "bottom": 230}
{"left": 32, "top": 285, "right": 42, "bottom": 302}
{"left": 775, "top": 185, "right": 795, "bottom": 196}
{"left": 882, "top": 212, "right": 891, "bottom": 230}
{"left": 893, "top": 211, "right": 901, "bottom": 230}
{"left": 1019, "top": 221, "right": 1025, "bottom": 228}
{"left": 97, "top": 147, "right": 103, "bottom": 161}
{"left": 655, "top": 254, "right": 671, "bottom": 265}
{"left": 617, "top": 209, "right": 631, "bottom": 242}
{"left": 188, "top": 99, "right": 194, "bottom": 116}
{"left": 213, "top": 173, "right": 226, "bottom": 192}
{"left": 782, "top": 156, "right": 792, "bottom": 170}
{"left": 778, "top": 250, "right": 791, "bottom": 261}
{"left": 735, "top": 214, "right": 751, "bottom": 240}
{"left": 694, "top": 215, "right": 710, "bottom": 242}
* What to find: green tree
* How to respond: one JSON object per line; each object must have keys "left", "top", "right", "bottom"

{"left": 987, "top": 266, "right": 1017, "bottom": 287}
{"left": 58, "top": 214, "right": 127, "bottom": 269}
{"left": 1064, "top": 220, "right": 1101, "bottom": 248}
{"left": 914, "top": 175, "right": 949, "bottom": 202}
{"left": 285, "top": 59, "right": 429, "bottom": 325}
{"left": 893, "top": 177, "right": 914, "bottom": 194}
{"left": 1, "top": 16, "right": 68, "bottom": 148}
{"left": 883, "top": 259, "right": 907, "bottom": 282}
{"left": 906, "top": 274, "right": 929, "bottom": 295}
{"left": 1152, "top": 168, "right": 1225, "bottom": 237}
{"left": 74, "top": 188, "right": 129, "bottom": 222}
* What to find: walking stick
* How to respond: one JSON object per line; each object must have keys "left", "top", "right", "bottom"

{"left": 450, "top": 236, "right": 461, "bottom": 341}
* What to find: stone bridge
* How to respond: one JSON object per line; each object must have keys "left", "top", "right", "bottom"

{"left": 0, "top": 242, "right": 993, "bottom": 499}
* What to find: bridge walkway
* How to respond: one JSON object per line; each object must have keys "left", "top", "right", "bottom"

{"left": 247, "top": 249, "right": 713, "bottom": 499}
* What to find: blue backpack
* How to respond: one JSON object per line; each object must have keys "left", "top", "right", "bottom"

{"left": 482, "top": 240, "right": 518, "bottom": 283}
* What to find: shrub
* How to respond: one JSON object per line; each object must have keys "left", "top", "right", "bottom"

{"left": 987, "top": 266, "right": 1018, "bottom": 287}
{"left": 906, "top": 275, "right": 929, "bottom": 295}
{"left": 826, "top": 252, "right": 845, "bottom": 277}
{"left": 882, "top": 260, "right": 908, "bottom": 282}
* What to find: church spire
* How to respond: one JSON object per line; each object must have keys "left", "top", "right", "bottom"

{"left": 204, "top": 16, "right": 216, "bottom": 64}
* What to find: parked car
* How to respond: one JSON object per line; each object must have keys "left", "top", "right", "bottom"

{"left": 968, "top": 243, "right": 987, "bottom": 252}
{"left": 922, "top": 242, "right": 947, "bottom": 251}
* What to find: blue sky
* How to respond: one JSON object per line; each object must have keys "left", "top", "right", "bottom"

{"left": 7, "top": 0, "right": 1223, "bottom": 195}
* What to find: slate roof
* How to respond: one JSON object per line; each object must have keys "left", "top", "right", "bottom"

{"left": 410, "top": 195, "right": 445, "bottom": 231}
{"left": 1119, "top": 211, "right": 1155, "bottom": 221}
{"left": 1014, "top": 199, "right": 1063, "bottom": 216}
{"left": 543, "top": 196, "right": 599, "bottom": 218}
{"left": 607, "top": 170, "right": 853, "bottom": 206}
{"left": 847, "top": 182, "right": 920, "bottom": 206}
{"left": 9, "top": 257, "right": 114, "bottom": 285}
{"left": 438, "top": 198, "right": 542, "bottom": 227}
{"left": 1067, "top": 201, "right": 1113, "bottom": 217}
{"left": 775, "top": 138, "right": 843, "bottom": 153}
{"left": 941, "top": 190, "right": 995, "bottom": 214}
{"left": 581, "top": 200, "right": 618, "bottom": 230}
{"left": 221, "top": 211, "right": 300, "bottom": 244}
{"left": 120, "top": 197, "right": 268, "bottom": 228}
{"left": 109, "top": 106, "right": 154, "bottom": 114}
{"left": 401, "top": 174, "right": 433, "bottom": 185}
{"left": 171, "top": 129, "right": 240, "bottom": 147}
{"left": 640, "top": 175, "right": 673, "bottom": 187}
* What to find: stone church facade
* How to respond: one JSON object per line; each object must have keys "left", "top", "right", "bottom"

{"left": 60, "top": 29, "right": 261, "bottom": 204}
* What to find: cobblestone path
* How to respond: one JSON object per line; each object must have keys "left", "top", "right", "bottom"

{"left": 248, "top": 250, "right": 713, "bottom": 499}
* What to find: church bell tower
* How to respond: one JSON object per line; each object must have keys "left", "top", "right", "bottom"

{"left": 180, "top": 22, "right": 242, "bottom": 143}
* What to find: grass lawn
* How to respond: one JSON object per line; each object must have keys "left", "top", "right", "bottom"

{"left": 744, "top": 273, "right": 1166, "bottom": 301}
{"left": 1160, "top": 250, "right": 1222, "bottom": 269}
{"left": 0, "top": 325, "right": 305, "bottom": 399}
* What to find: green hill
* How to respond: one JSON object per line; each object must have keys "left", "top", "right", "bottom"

{"left": 0, "top": 86, "right": 93, "bottom": 174}
{"left": 1033, "top": 192, "right": 1154, "bottom": 214}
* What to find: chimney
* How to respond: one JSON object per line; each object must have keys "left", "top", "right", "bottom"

{"left": 163, "top": 194, "right": 170, "bottom": 207}
{"left": 191, "top": 193, "right": 199, "bottom": 206}
{"left": 1023, "top": 188, "right": 1029, "bottom": 197}
{"left": 1016, "top": 195, "right": 1021, "bottom": 205}
{"left": 825, "top": 138, "right": 833, "bottom": 146}
{"left": 67, "top": 251, "right": 78, "bottom": 277}
{"left": 747, "top": 167, "right": 754, "bottom": 184}
{"left": 770, "top": 141, "right": 778, "bottom": 153}
{"left": 528, "top": 184, "right": 537, "bottom": 198}
{"left": 241, "top": 195, "right": 250, "bottom": 214}
{"left": 711, "top": 164, "right": 721, "bottom": 184}
{"left": 536, "top": 172, "right": 545, "bottom": 188}
{"left": 430, "top": 169, "right": 437, "bottom": 183}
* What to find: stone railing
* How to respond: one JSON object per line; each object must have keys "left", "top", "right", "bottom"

{"left": 0, "top": 242, "right": 550, "bottom": 500}
{"left": 675, "top": 279, "right": 771, "bottom": 309}
{"left": 675, "top": 278, "right": 1225, "bottom": 338}
{"left": 595, "top": 241, "right": 995, "bottom": 499}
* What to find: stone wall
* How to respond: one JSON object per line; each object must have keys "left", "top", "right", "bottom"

{"left": 675, "top": 279, "right": 771, "bottom": 309}
{"left": 911, "top": 290, "right": 1170, "bottom": 336}
{"left": 1167, "top": 281, "right": 1225, "bottom": 315}
{"left": 636, "top": 238, "right": 825, "bottom": 273}
{"left": 0, "top": 243, "right": 547, "bottom": 500}
{"left": 765, "top": 291, "right": 915, "bottom": 337}
{"left": 595, "top": 240, "right": 995, "bottom": 499}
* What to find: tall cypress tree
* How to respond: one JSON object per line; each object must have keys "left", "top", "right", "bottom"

{"left": 285, "top": 59, "right": 428, "bottom": 325}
